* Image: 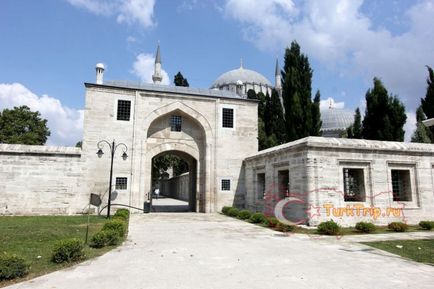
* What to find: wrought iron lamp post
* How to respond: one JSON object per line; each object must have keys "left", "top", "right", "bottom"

{"left": 97, "top": 140, "right": 128, "bottom": 218}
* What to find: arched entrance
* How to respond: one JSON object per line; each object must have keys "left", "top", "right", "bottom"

{"left": 140, "top": 102, "right": 212, "bottom": 212}
{"left": 151, "top": 150, "right": 197, "bottom": 212}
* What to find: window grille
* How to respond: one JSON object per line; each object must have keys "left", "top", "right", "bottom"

{"left": 117, "top": 100, "right": 131, "bottom": 121}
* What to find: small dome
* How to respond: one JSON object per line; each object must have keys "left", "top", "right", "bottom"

{"left": 321, "top": 108, "right": 354, "bottom": 133}
{"left": 212, "top": 67, "right": 272, "bottom": 88}
{"left": 96, "top": 63, "right": 105, "bottom": 70}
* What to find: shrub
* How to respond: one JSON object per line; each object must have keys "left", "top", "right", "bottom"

{"left": 0, "top": 254, "right": 29, "bottom": 280}
{"left": 90, "top": 230, "right": 120, "bottom": 248}
{"left": 221, "top": 206, "right": 232, "bottom": 215}
{"left": 388, "top": 222, "right": 408, "bottom": 232}
{"left": 51, "top": 238, "right": 85, "bottom": 263}
{"left": 227, "top": 207, "right": 240, "bottom": 218}
{"left": 355, "top": 222, "right": 376, "bottom": 233}
{"left": 249, "top": 212, "right": 268, "bottom": 224}
{"left": 113, "top": 209, "right": 130, "bottom": 221}
{"left": 419, "top": 221, "right": 434, "bottom": 230}
{"left": 317, "top": 220, "right": 341, "bottom": 235}
{"left": 275, "top": 222, "right": 295, "bottom": 232}
{"left": 237, "top": 210, "right": 252, "bottom": 220}
{"left": 267, "top": 217, "right": 279, "bottom": 228}
{"left": 102, "top": 219, "right": 127, "bottom": 237}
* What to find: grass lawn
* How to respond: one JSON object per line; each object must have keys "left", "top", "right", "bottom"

{"left": 0, "top": 215, "right": 117, "bottom": 287}
{"left": 362, "top": 239, "right": 434, "bottom": 265}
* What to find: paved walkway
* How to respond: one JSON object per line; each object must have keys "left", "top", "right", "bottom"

{"left": 6, "top": 214, "right": 434, "bottom": 289}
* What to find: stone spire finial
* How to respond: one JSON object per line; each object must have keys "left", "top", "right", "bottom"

{"left": 152, "top": 42, "right": 163, "bottom": 84}
{"left": 275, "top": 58, "right": 279, "bottom": 76}
{"left": 155, "top": 41, "right": 161, "bottom": 64}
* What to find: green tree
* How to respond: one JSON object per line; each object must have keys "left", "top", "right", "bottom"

{"left": 75, "top": 141, "right": 82, "bottom": 148}
{"left": 0, "top": 105, "right": 50, "bottom": 145}
{"left": 281, "top": 41, "right": 314, "bottom": 141}
{"left": 264, "top": 89, "right": 286, "bottom": 144}
{"left": 247, "top": 89, "right": 257, "bottom": 100}
{"left": 174, "top": 72, "right": 189, "bottom": 87}
{"left": 362, "top": 78, "right": 407, "bottom": 141}
{"left": 311, "top": 90, "right": 322, "bottom": 136}
{"left": 347, "top": 108, "right": 362, "bottom": 139}
{"left": 411, "top": 106, "right": 432, "bottom": 143}
{"left": 420, "top": 65, "right": 434, "bottom": 141}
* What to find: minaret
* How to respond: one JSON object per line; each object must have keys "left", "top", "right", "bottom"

{"left": 275, "top": 58, "right": 285, "bottom": 113}
{"left": 152, "top": 43, "right": 163, "bottom": 84}
{"left": 96, "top": 63, "right": 105, "bottom": 84}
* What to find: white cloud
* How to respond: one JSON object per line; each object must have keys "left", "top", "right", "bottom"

{"left": 0, "top": 83, "right": 83, "bottom": 146}
{"left": 223, "top": 0, "right": 434, "bottom": 112}
{"left": 131, "top": 53, "right": 170, "bottom": 85}
{"left": 320, "top": 97, "right": 345, "bottom": 110}
{"left": 67, "top": 0, "right": 156, "bottom": 28}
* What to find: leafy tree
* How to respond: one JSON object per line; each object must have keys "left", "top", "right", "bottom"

{"left": 420, "top": 65, "right": 434, "bottom": 141}
{"left": 174, "top": 72, "right": 189, "bottom": 87}
{"left": 311, "top": 90, "right": 322, "bottom": 136}
{"left": 152, "top": 154, "right": 189, "bottom": 183}
{"left": 247, "top": 89, "right": 257, "bottom": 100}
{"left": 264, "top": 89, "right": 286, "bottom": 143}
{"left": 362, "top": 78, "right": 407, "bottom": 141}
{"left": 256, "top": 92, "right": 267, "bottom": 120}
{"left": 347, "top": 108, "right": 362, "bottom": 139}
{"left": 281, "top": 41, "right": 314, "bottom": 141}
{"left": 411, "top": 106, "right": 432, "bottom": 143}
{"left": 75, "top": 141, "right": 82, "bottom": 148}
{"left": 0, "top": 105, "right": 50, "bottom": 145}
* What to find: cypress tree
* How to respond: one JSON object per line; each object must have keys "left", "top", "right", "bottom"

{"left": 362, "top": 78, "right": 407, "bottom": 141}
{"left": 310, "top": 90, "right": 322, "bottom": 136}
{"left": 411, "top": 106, "right": 432, "bottom": 143}
{"left": 281, "top": 41, "right": 314, "bottom": 141}
{"left": 174, "top": 72, "right": 189, "bottom": 87}
{"left": 347, "top": 108, "right": 362, "bottom": 139}
{"left": 420, "top": 65, "right": 434, "bottom": 141}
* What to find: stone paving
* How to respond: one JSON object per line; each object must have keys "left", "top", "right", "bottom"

{"left": 5, "top": 213, "right": 434, "bottom": 289}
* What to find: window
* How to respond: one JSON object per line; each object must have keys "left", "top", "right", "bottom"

{"left": 222, "top": 108, "right": 234, "bottom": 128}
{"left": 391, "top": 170, "right": 412, "bottom": 201}
{"left": 117, "top": 100, "right": 131, "bottom": 121}
{"left": 221, "top": 179, "right": 231, "bottom": 191}
{"left": 343, "top": 168, "right": 365, "bottom": 202}
{"left": 170, "top": 115, "right": 182, "bottom": 131}
{"left": 115, "top": 177, "right": 127, "bottom": 190}
{"left": 257, "top": 173, "right": 265, "bottom": 199}
{"left": 278, "top": 170, "right": 289, "bottom": 199}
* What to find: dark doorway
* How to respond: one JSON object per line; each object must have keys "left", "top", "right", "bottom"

{"left": 150, "top": 151, "right": 197, "bottom": 212}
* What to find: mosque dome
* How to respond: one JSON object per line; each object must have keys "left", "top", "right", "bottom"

{"left": 211, "top": 64, "right": 273, "bottom": 97}
{"left": 321, "top": 107, "right": 355, "bottom": 137}
{"left": 212, "top": 67, "right": 272, "bottom": 88}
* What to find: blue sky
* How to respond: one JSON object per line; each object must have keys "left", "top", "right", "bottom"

{"left": 1, "top": 0, "right": 433, "bottom": 145}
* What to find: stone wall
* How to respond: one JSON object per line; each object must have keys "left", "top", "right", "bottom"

{"left": 244, "top": 137, "right": 434, "bottom": 227}
{"left": 160, "top": 173, "right": 190, "bottom": 201}
{"left": 0, "top": 144, "right": 84, "bottom": 215}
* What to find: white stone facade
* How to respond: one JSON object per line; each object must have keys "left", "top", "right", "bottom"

{"left": 244, "top": 137, "right": 434, "bottom": 226}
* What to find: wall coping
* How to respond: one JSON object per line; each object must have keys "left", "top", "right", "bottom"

{"left": 245, "top": 137, "right": 434, "bottom": 161}
{"left": 0, "top": 144, "right": 81, "bottom": 156}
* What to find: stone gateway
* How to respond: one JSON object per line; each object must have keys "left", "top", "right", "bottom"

{"left": 1, "top": 46, "right": 434, "bottom": 226}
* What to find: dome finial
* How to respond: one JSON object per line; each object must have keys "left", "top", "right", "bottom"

{"left": 240, "top": 57, "right": 243, "bottom": 69}
{"left": 329, "top": 98, "right": 333, "bottom": 109}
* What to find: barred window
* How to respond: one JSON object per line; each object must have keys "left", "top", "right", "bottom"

{"left": 115, "top": 177, "right": 127, "bottom": 190}
{"left": 391, "top": 170, "right": 412, "bottom": 201}
{"left": 222, "top": 108, "right": 234, "bottom": 128}
{"left": 170, "top": 115, "right": 182, "bottom": 132}
{"left": 257, "top": 173, "right": 265, "bottom": 199}
{"left": 343, "top": 168, "right": 365, "bottom": 202}
{"left": 221, "top": 179, "right": 231, "bottom": 191}
{"left": 117, "top": 100, "right": 131, "bottom": 121}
